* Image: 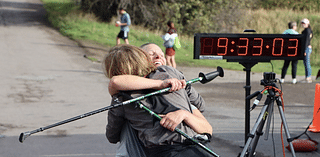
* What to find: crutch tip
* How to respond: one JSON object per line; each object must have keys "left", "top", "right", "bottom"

{"left": 19, "top": 132, "right": 31, "bottom": 143}
{"left": 19, "top": 133, "right": 24, "bottom": 143}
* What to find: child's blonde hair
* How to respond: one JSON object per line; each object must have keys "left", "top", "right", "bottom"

{"left": 102, "top": 44, "right": 156, "bottom": 78}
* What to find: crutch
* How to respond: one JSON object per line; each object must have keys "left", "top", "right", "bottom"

{"left": 19, "top": 67, "right": 224, "bottom": 156}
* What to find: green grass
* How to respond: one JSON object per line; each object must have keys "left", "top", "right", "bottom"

{"left": 41, "top": 0, "right": 320, "bottom": 77}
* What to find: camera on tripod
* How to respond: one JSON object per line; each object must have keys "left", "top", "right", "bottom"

{"left": 261, "top": 72, "right": 276, "bottom": 85}
{"left": 240, "top": 71, "right": 297, "bottom": 157}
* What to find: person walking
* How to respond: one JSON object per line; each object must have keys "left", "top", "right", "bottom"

{"left": 280, "top": 21, "right": 299, "bottom": 84}
{"left": 116, "top": 8, "right": 131, "bottom": 45}
{"left": 301, "top": 18, "right": 313, "bottom": 83}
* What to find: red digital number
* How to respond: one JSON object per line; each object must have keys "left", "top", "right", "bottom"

{"left": 202, "top": 38, "right": 214, "bottom": 54}
{"left": 238, "top": 38, "right": 248, "bottom": 56}
{"left": 272, "top": 38, "right": 284, "bottom": 56}
{"left": 217, "top": 38, "right": 228, "bottom": 55}
{"left": 288, "top": 39, "right": 298, "bottom": 56}
{"left": 252, "top": 38, "right": 263, "bottom": 56}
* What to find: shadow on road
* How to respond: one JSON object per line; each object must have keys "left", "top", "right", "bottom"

{"left": 0, "top": 0, "right": 49, "bottom": 26}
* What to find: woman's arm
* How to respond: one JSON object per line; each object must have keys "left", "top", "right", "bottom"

{"left": 108, "top": 75, "right": 186, "bottom": 96}
{"left": 160, "top": 109, "right": 213, "bottom": 135}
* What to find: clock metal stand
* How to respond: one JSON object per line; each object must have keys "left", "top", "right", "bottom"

{"left": 239, "top": 61, "right": 258, "bottom": 143}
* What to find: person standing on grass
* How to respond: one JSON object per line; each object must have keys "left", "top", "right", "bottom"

{"left": 301, "top": 18, "right": 313, "bottom": 83}
{"left": 162, "top": 21, "right": 177, "bottom": 68}
{"left": 116, "top": 8, "right": 131, "bottom": 45}
{"left": 280, "top": 21, "right": 299, "bottom": 84}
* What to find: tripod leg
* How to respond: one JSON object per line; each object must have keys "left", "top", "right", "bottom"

{"left": 247, "top": 100, "right": 274, "bottom": 157}
{"left": 276, "top": 98, "right": 297, "bottom": 157}
{"left": 240, "top": 104, "right": 270, "bottom": 157}
{"left": 264, "top": 101, "right": 274, "bottom": 140}
{"left": 247, "top": 117, "right": 267, "bottom": 157}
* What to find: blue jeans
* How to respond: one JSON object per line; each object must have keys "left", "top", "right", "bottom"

{"left": 303, "top": 47, "right": 312, "bottom": 78}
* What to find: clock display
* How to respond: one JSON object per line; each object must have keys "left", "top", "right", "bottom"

{"left": 194, "top": 33, "right": 306, "bottom": 62}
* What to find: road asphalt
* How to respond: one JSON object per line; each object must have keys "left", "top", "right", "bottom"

{"left": 1, "top": 0, "right": 320, "bottom": 157}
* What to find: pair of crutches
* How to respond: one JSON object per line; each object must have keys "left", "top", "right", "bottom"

{"left": 19, "top": 67, "right": 224, "bottom": 157}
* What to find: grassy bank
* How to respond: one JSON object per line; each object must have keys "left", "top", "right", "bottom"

{"left": 42, "top": 0, "right": 320, "bottom": 77}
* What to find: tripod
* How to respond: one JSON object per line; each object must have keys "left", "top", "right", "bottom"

{"left": 240, "top": 72, "right": 296, "bottom": 157}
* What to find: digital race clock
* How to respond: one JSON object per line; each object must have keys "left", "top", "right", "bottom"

{"left": 194, "top": 33, "right": 307, "bottom": 62}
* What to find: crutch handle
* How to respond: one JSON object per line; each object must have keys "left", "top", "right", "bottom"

{"left": 199, "top": 66, "right": 224, "bottom": 84}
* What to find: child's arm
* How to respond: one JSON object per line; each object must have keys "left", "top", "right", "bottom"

{"left": 108, "top": 75, "right": 186, "bottom": 96}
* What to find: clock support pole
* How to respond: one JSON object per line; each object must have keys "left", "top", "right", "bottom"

{"left": 239, "top": 61, "right": 258, "bottom": 143}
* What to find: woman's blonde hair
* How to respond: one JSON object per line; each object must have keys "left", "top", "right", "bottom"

{"left": 102, "top": 44, "right": 156, "bottom": 78}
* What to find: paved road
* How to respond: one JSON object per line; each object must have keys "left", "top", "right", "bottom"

{"left": 0, "top": 0, "right": 117, "bottom": 156}
{"left": 1, "top": 0, "right": 320, "bottom": 157}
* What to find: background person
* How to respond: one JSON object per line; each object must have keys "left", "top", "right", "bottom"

{"left": 301, "top": 18, "right": 313, "bottom": 83}
{"left": 162, "top": 21, "right": 178, "bottom": 68}
{"left": 103, "top": 44, "right": 214, "bottom": 157}
{"left": 116, "top": 8, "right": 131, "bottom": 45}
{"left": 280, "top": 21, "right": 299, "bottom": 84}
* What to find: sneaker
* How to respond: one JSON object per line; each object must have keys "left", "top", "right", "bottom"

{"left": 300, "top": 79, "right": 312, "bottom": 83}
{"left": 292, "top": 79, "right": 297, "bottom": 84}
{"left": 280, "top": 79, "right": 284, "bottom": 83}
